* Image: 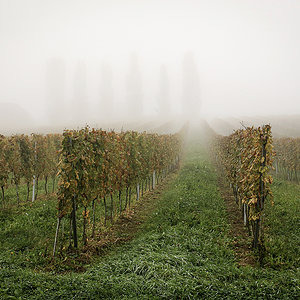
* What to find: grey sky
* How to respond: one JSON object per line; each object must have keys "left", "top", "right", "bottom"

{"left": 0, "top": 0, "right": 299, "bottom": 124}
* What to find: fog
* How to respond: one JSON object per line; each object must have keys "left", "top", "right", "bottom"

{"left": 0, "top": 0, "right": 300, "bottom": 133}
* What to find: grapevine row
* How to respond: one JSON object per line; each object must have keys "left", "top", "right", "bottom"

{"left": 0, "top": 134, "right": 61, "bottom": 204}
{"left": 213, "top": 125, "right": 274, "bottom": 248}
{"left": 54, "top": 127, "right": 184, "bottom": 253}
{"left": 273, "top": 137, "right": 300, "bottom": 182}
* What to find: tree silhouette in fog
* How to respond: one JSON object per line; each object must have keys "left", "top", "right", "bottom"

{"left": 182, "top": 52, "right": 201, "bottom": 119}
{"left": 99, "top": 63, "right": 114, "bottom": 119}
{"left": 72, "top": 61, "right": 87, "bottom": 125}
{"left": 46, "top": 58, "right": 66, "bottom": 126}
{"left": 126, "top": 54, "right": 143, "bottom": 120}
{"left": 158, "top": 64, "right": 170, "bottom": 117}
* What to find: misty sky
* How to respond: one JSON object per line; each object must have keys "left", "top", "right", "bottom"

{"left": 0, "top": 0, "right": 300, "bottom": 125}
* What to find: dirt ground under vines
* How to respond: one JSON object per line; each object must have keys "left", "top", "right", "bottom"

{"left": 50, "top": 171, "right": 179, "bottom": 272}
{"left": 217, "top": 177, "right": 256, "bottom": 267}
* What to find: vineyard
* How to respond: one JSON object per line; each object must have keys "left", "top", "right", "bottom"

{"left": 0, "top": 133, "right": 62, "bottom": 204}
{"left": 274, "top": 137, "right": 300, "bottom": 182}
{"left": 213, "top": 125, "right": 274, "bottom": 249}
{"left": 54, "top": 127, "right": 183, "bottom": 254}
{"left": 0, "top": 123, "right": 299, "bottom": 299}
{"left": 0, "top": 127, "right": 184, "bottom": 260}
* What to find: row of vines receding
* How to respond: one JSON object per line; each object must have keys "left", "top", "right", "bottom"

{"left": 273, "top": 137, "right": 300, "bottom": 182}
{"left": 212, "top": 125, "right": 274, "bottom": 249}
{"left": 53, "top": 127, "right": 184, "bottom": 255}
{"left": 0, "top": 133, "right": 62, "bottom": 205}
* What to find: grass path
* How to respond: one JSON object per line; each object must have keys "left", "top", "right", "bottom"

{"left": 0, "top": 142, "right": 299, "bottom": 299}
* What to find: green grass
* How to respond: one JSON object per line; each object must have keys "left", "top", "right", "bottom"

{"left": 0, "top": 184, "right": 144, "bottom": 272}
{"left": 1, "top": 177, "right": 57, "bottom": 207}
{"left": 0, "top": 198, "right": 57, "bottom": 269}
{"left": 264, "top": 179, "right": 300, "bottom": 269}
{"left": 0, "top": 143, "right": 299, "bottom": 299}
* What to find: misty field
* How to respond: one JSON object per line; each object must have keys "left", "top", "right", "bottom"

{"left": 0, "top": 125, "right": 299, "bottom": 299}
{"left": 2, "top": 0, "right": 300, "bottom": 298}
